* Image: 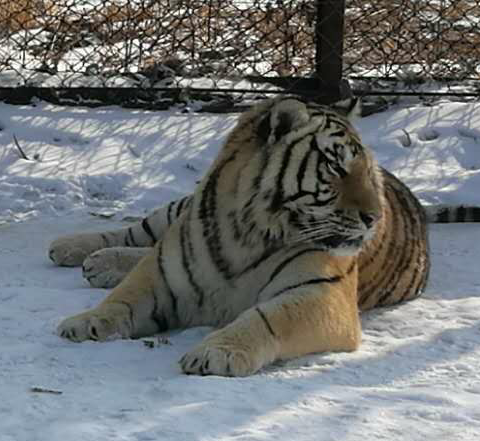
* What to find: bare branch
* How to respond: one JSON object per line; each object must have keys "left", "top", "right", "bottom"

{"left": 400, "top": 129, "right": 412, "bottom": 148}
{"left": 12, "top": 134, "right": 30, "bottom": 160}
{"left": 30, "top": 387, "right": 63, "bottom": 395}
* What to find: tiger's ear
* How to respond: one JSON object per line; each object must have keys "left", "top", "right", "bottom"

{"left": 331, "top": 97, "right": 362, "bottom": 121}
{"left": 257, "top": 99, "right": 309, "bottom": 145}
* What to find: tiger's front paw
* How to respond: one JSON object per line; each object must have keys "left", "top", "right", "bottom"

{"left": 57, "top": 304, "right": 133, "bottom": 342}
{"left": 180, "top": 332, "right": 267, "bottom": 377}
{"left": 49, "top": 234, "right": 104, "bottom": 267}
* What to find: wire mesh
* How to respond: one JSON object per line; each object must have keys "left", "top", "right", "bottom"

{"left": 0, "top": 0, "right": 479, "bottom": 107}
{"left": 347, "top": 0, "right": 480, "bottom": 80}
{"left": 346, "top": 0, "right": 480, "bottom": 99}
{"left": 0, "top": 1, "right": 314, "bottom": 87}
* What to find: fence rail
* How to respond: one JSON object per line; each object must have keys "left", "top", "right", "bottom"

{"left": 1, "top": 0, "right": 479, "bottom": 108}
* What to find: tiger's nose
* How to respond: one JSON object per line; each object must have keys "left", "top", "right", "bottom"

{"left": 359, "top": 212, "right": 378, "bottom": 228}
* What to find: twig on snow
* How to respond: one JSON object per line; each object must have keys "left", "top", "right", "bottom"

{"left": 127, "top": 145, "right": 141, "bottom": 158}
{"left": 30, "top": 386, "right": 63, "bottom": 395}
{"left": 12, "top": 134, "right": 30, "bottom": 160}
{"left": 143, "top": 336, "right": 172, "bottom": 348}
{"left": 185, "top": 163, "right": 199, "bottom": 172}
{"left": 400, "top": 129, "right": 412, "bottom": 148}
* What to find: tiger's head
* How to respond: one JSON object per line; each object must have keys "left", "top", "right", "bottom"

{"left": 242, "top": 97, "right": 384, "bottom": 256}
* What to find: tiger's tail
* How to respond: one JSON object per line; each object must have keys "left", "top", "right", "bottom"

{"left": 424, "top": 205, "right": 480, "bottom": 223}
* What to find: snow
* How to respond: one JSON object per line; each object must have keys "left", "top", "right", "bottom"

{"left": 1, "top": 99, "right": 480, "bottom": 440}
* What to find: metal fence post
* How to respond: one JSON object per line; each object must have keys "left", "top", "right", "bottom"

{"left": 315, "top": 0, "right": 350, "bottom": 102}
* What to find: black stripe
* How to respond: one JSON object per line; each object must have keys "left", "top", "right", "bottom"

{"left": 310, "top": 109, "right": 329, "bottom": 118}
{"left": 270, "top": 136, "right": 297, "bottom": 212}
{"left": 255, "top": 307, "right": 277, "bottom": 338}
{"left": 274, "top": 111, "right": 293, "bottom": 142}
{"left": 255, "top": 98, "right": 283, "bottom": 143}
{"left": 398, "top": 246, "right": 427, "bottom": 304}
{"left": 241, "top": 148, "right": 271, "bottom": 230}
{"left": 157, "top": 241, "right": 179, "bottom": 324}
{"left": 141, "top": 218, "right": 157, "bottom": 243}
{"left": 311, "top": 136, "right": 330, "bottom": 165}
{"left": 167, "top": 201, "right": 175, "bottom": 225}
{"left": 180, "top": 214, "right": 205, "bottom": 307}
{"left": 84, "top": 273, "right": 98, "bottom": 285}
{"left": 149, "top": 272, "right": 164, "bottom": 331}
{"left": 199, "top": 152, "right": 238, "bottom": 280}
{"left": 323, "top": 115, "right": 334, "bottom": 130}
{"left": 358, "top": 168, "right": 407, "bottom": 293}
{"left": 399, "top": 207, "right": 430, "bottom": 303}
{"left": 316, "top": 169, "right": 331, "bottom": 186}
{"left": 101, "top": 234, "right": 110, "bottom": 247}
{"left": 228, "top": 210, "right": 242, "bottom": 241}
{"left": 237, "top": 245, "right": 282, "bottom": 277}
{"left": 176, "top": 196, "right": 187, "bottom": 217}
{"left": 345, "top": 260, "right": 356, "bottom": 276}
{"left": 347, "top": 97, "right": 358, "bottom": 113}
{"left": 150, "top": 288, "right": 169, "bottom": 332}
{"left": 282, "top": 190, "right": 317, "bottom": 204}
{"left": 252, "top": 148, "right": 270, "bottom": 191}
{"left": 308, "top": 194, "right": 337, "bottom": 207}
{"left": 457, "top": 205, "right": 466, "bottom": 222}
{"left": 296, "top": 145, "right": 314, "bottom": 192}
{"left": 184, "top": 196, "right": 193, "bottom": 210}
{"left": 378, "top": 186, "right": 419, "bottom": 305}
{"left": 358, "top": 224, "right": 386, "bottom": 273}
{"left": 240, "top": 193, "right": 258, "bottom": 225}
{"left": 398, "top": 224, "right": 430, "bottom": 303}
{"left": 472, "top": 207, "right": 480, "bottom": 221}
{"left": 437, "top": 207, "right": 449, "bottom": 223}
{"left": 432, "top": 206, "right": 480, "bottom": 223}
{"left": 128, "top": 228, "right": 138, "bottom": 247}
{"left": 257, "top": 113, "right": 272, "bottom": 143}
{"left": 256, "top": 247, "right": 324, "bottom": 297}
{"left": 270, "top": 276, "right": 342, "bottom": 299}
{"left": 358, "top": 182, "right": 400, "bottom": 304}
{"left": 124, "top": 231, "right": 130, "bottom": 246}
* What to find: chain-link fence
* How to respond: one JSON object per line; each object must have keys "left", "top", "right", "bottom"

{"left": 0, "top": 0, "right": 479, "bottom": 108}
{"left": 347, "top": 0, "right": 480, "bottom": 101}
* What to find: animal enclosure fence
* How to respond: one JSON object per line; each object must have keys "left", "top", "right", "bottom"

{"left": 0, "top": 0, "right": 479, "bottom": 109}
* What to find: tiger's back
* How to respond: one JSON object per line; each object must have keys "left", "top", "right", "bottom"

{"left": 358, "top": 168, "right": 430, "bottom": 310}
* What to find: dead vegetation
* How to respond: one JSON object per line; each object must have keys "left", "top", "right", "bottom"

{"left": 0, "top": 0, "right": 44, "bottom": 32}
{"left": 0, "top": 0, "right": 479, "bottom": 84}
{"left": 346, "top": 0, "right": 480, "bottom": 77}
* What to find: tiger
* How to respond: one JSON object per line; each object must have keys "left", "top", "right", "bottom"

{"left": 50, "top": 97, "right": 480, "bottom": 377}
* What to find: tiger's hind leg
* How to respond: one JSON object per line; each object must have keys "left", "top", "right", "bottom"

{"left": 180, "top": 260, "right": 361, "bottom": 377}
{"left": 83, "top": 247, "right": 152, "bottom": 288}
{"left": 49, "top": 196, "right": 192, "bottom": 267}
{"left": 49, "top": 232, "right": 113, "bottom": 267}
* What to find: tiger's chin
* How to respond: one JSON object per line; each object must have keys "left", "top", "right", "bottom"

{"left": 315, "top": 235, "right": 365, "bottom": 257}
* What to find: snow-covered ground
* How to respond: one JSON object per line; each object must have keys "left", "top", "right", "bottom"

{"left": 1, "top": 99, "right": 480, "bottom": 440}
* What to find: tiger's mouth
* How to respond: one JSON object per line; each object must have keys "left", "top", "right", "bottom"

{"left": 316, "top": 234, "right": 364, "bottom": 251}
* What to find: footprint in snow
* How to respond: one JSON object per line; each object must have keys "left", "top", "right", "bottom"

{"left": 417, "top": 127, "right": 440, "bottom": 142}
{"left": 399, "top": 125, "right": 480, "bottom": 170}
{"left": 52, "top": 134, "right": 90, "bottom": 146}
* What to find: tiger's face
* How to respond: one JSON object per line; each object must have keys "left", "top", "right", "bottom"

{"left": 288, "top": 147, "right": 383, "bottom": 256}
{"left": 254, "top": 98, "right": 383, "bottom": 255}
